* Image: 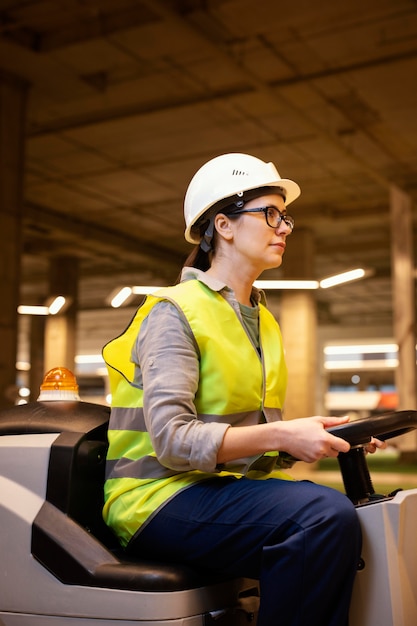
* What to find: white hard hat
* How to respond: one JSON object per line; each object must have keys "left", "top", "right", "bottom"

{"left": 184, "top": 153, "right": 301, "bottom": 244}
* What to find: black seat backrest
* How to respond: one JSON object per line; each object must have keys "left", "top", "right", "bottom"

{"left": 46, "top": 429, "right": 119, "bottom": 548}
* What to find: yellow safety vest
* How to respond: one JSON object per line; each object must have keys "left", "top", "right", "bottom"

{"left": 103, "top": 279, "right": 288, "bottom": 546}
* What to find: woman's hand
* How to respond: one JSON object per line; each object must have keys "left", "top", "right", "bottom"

{"left": 278, "top": 418, "right": 388, "bottom": 461}
{"left": 276, "top": 415, "right": 352, "bottom": 463}
{"left": 364, "top": 437, "right": 387, "bottom": 454}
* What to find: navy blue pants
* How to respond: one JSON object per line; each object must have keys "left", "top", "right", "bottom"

{"left": 129, "top": 477, "right": 361, "bottom": 626}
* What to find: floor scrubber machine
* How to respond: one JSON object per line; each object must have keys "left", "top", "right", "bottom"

{"left": 0, "top": 391, "right": 416, "bottom": 625}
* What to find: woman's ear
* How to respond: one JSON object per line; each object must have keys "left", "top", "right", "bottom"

{"left": 213, "top": 213, "right": 234, "bottom": 241}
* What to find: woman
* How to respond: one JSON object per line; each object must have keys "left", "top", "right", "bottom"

{"left": 103, "top": 153, "right": 373, "bottom": 626}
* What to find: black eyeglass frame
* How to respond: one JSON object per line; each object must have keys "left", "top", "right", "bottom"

{"left": 228, "top": 206, "right": 295, "bottom": 231}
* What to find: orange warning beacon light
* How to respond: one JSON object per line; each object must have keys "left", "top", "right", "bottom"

{"left": 37, "top": 367, "right": 80, "bottom": 401}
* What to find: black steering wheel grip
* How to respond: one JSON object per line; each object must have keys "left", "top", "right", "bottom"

{"left": 327, "top": 410, "right": 417, "bottom": 446}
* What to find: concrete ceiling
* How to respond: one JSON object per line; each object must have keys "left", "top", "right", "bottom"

{"left": 2, "top": 0, "right": 417, "bottom": 360}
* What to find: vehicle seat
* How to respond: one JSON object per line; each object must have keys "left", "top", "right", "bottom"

{"left": 26, "top": 400, "right": 235, "bottom": 592}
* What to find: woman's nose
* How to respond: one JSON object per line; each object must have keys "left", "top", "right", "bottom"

{"left": 276, "top": 221, "right": 292, "bottom": 235}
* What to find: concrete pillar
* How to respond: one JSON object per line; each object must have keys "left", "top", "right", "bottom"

{"left": 0, "top": 72, "right": 28, "bottom": 408}
{"left": 390, "top": 185, "right": 417, "bottom": 459}
{"left": 44, "top": 256, "right": 79, "bottom": 373}
{"left": 279, "top": 229, "right": 318, "bottom": 419}
{"left": 29, "top": 315, "right": 45, "bottom": 401}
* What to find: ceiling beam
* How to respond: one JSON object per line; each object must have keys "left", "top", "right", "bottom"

{"left": 23, "top": 201, "right": 182, "bottom": 272}
{"left": 1, "top": 3, "right": 160, "bottom": 52}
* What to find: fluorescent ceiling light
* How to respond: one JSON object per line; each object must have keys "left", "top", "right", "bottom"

{"left": 110, "top": 285, "right": 160, "bottom": 308}
{"left": 132, "top": 286, "right": 159, "bottom": 295}
{"left": 320, "top": 268, "right": 366, "bottom": 289}
{"left": 254, "top": 280, "right": 319, "bottom": 290}
{"left": 75, "top": 354, "right": 105, "bottom": 364}
{"left": 324, "top": 344, "right": 398, "bottom": 355}
{"left": 324, "top": 358, "right": 398, "bottom": 370}
{"left": 48, "top": 295, "right": 66, "bottom": 315}
{"left": 110, "top": 287, "right": 132, "bottom": 308}
{"left": 17, "top": 305, "right": 49, "bottom": 315}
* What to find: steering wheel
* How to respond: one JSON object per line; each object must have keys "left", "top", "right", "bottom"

{"left": 326, "top": 410, "right": 417, "bottom": 504}
{"left": 327, "top": 410, "right": 417, "bottom": 445}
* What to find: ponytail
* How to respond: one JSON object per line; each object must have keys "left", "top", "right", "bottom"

{"left": 175, "top": 245, "right": 211, "bottom": 284}
{"left": 184, "top": 245, "right": 211, "bottom": 271}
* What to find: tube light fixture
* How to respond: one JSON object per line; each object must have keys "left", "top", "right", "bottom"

{"left": 132, "top": 286, "right": 159, "bottom": 295}
{"left": 319, "top": 268, "right": 366, "bottom": 289}
{"left": 17, "top": 305, "right": 49, "bottom": 315}
{"left": 48, "top": 295, "right": 67, "bottom": 315}
{"left": 324, "top": 343, "right": 398, "bottom": 355}
{"left": 254, "top": 279, "right": 319, "bottom": 290}
{"left": 110, "top": 287, "right": 132, "bottom": 308}
{"left": 75, "top": 354, "right": 105, "bottom": 364}
{"left": 110, "top": 285, "right": 160, "bottom": 308}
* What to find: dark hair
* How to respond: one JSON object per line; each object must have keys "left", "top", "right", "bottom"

{"left": 175, "top": 219, "right": 213, "bottom": 283}
{"left": 174, "top": 245, "right": 210, "bottom": 284}
{"left": 183, "top": 245, "right": 211, "bottom": 272}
